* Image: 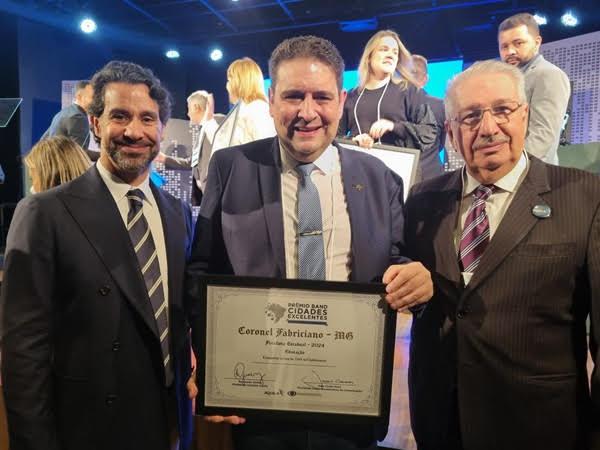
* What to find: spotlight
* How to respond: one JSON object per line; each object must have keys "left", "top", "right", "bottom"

{"left": 166, "top": 49, "right": 180, "bottom": 59}
{"left": 533, "top": 14, "right": 547, "bottom": 26}
{"left": 210, "top": 48, "right": 223, "bottom": 61}
{"left": 80, "top": 18, "right": 97, "bottom": 34}
{"left": 561, "top": 11, "right": 579, "bottom": 27}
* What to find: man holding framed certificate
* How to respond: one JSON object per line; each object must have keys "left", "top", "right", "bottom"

{"left": 186, "top": 35, "right": 433, "bottom": 450}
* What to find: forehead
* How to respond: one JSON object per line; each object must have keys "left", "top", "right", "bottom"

{"left": 274, "top": 57, "right": 338, "bottom": 92}
{"left": 454, "top": 72, "right": 519, "bottom": 109}
{"left": 498, "top": 24, "right": 533, "bottom": 43}
{"left": 376, "top": 36, "right": 398, "bottom": 49}
{"left": 103, "top": 82, "right": 158, "bottom": 111}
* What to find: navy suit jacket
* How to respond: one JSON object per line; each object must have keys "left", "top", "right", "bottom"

{"left": 186, "top": 136, "right": 408, "bottom": 441}
{"left": 1, "top": 167, "right": 194, "bottom": 450}
{"left": 187, "top": 136, "right": 406, "bottom": 280}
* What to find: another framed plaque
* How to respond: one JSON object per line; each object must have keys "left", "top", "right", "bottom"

{"left": 195, "top": 275, "right": 396, "bottom": 425}
{"left": 336, "top": 138, "right": 420, "bottom": 200}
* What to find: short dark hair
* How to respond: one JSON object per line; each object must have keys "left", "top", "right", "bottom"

{"left": 268, "top": 35, "right": 345, "bottom": 91}
{"left": 88, "top": 60, "right": 172, "bottom": 124}
{"left": 498, "top": 13, "right": 540, "bottom": 37}
{"left": 75, "top": 80, "right": 90, "bottom": 93}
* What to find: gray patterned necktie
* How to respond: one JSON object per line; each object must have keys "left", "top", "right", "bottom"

{"left": 296, "top": 164, "right": 325, "bottom": 280}
{"left": 126, "top": 189, "right": 173, "bottom": 386}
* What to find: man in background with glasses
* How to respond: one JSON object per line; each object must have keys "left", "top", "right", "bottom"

{"left": 405, "top": 60, "right": 600, "bottom": 450}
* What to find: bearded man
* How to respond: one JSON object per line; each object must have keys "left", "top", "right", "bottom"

{"left": 0, "top": 61, "right": 195, "bottom": 450}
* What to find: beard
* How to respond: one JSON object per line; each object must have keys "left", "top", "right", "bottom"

{"left": 106, "top": 140, "right": 159, "bottom": 175}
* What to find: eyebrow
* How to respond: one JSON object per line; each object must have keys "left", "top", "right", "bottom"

{"left": 460, "top": 99, "right": 518, "bottom": 110}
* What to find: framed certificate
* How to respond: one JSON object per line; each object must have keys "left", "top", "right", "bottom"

{"left": 195, "top": 275, "right": 396, "bottom": 425}
{"left": 336, "top": 138, "right": 420, "bottom": 200}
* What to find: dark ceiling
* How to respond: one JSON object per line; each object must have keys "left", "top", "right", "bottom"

{"left": 2, "top": 0, "right": 600, "bottom": 66}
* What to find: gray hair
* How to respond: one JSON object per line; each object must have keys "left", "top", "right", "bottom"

{"left": 187, "top": 90, "right": 210, "bottom": 109}
{"left": 445, "top": 59, "right": 527, "bottom": 120}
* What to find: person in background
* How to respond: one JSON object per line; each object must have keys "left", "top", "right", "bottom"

{"left": 24, "top": 135, "right": 91, "bottom": 193}
{"left": 211, "top": 57, "right": 276, "bottom": 153}
{"left": 498, "top": 12, "right": 570, "bottom": 165}
{"left": 411, "top": 53, "right": 447, "bottom": 175}
{"left": 41, "top": 80, "right": 99, "bottom": 161}
{"left": 155, "top": 90, "right": 225, "bottom": 205}
{"left": 406, "top": 60, "right": 599, "bottom": 450}
{"left": 338, "top": 30, "right": 441, "bottom": 180}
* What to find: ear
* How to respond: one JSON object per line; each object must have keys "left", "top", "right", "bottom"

{"left": 534, "top": 35, "right": 542, "bottom": 50}
{"left": 445, "top": 120, "right": 458, "bottom": 152}
{"left": 268, "top": 86, "right": 275, "bottom": 117}
{"left": 337, "top": 89, "right": 347, "bottom": 119}
{"left": 90, "top": 116, "right": 101, "bottom": 141}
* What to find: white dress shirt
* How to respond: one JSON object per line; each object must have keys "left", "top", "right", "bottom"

{"left": 456, "top": 151, "right": 529, "bottom": 285}
{"left": 97, "top": 161, "right": 169, "bottom": 302}
{"left": 280, "top": 143, "right": 352, "bottom": 281}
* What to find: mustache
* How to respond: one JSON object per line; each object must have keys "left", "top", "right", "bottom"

{"left": 472, "top": 135, "right": 509, "bottom": 151}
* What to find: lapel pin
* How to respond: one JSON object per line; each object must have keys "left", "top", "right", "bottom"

{"left": 353, "top": 183, "right": 365, "bottom": 191}
{"left": 532, "top": 204, "right": 551, "bottom": 219}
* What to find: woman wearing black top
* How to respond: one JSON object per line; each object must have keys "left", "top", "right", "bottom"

{"left": 339, "top": 30, "right": 443, "bottom": 179}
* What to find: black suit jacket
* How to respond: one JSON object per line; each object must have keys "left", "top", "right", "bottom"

{"left": 0, "top": 167, "right": 194, "bottom": 450}
{"left": 404, "top": 156, "right": 600, "bottom": 450}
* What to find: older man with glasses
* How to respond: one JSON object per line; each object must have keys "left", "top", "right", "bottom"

{"left": 403, "top": 59, "right": 600, "bottom": 450}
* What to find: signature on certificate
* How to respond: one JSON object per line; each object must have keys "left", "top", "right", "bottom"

{"left": 301, "top": 370, "right": 356, "bottom": 390}
{"left": 233, "top": 362, "right": 266, "bottom": 384}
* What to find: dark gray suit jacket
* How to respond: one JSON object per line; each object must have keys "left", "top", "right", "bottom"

{"left": 404, "top": 156, "right": 600, "bottom": 450}
{"left": 0, "top": 167, "right": 194, "bottom": 450}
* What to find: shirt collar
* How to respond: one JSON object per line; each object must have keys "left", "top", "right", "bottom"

{"left": 279, "top": 142, "right": 338, "bottom": 175}
{"left": 462, "top": 151, "right": 529, "bottom": 197}
{"left": 96, "top": 159, "right": 155, "bottom": 206}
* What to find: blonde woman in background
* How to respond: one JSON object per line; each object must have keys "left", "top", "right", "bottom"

{"left": 25, "top": 135, "right": 91, "bottom": 193}
{"left": 339, "top": 29, "right": 443, "bottom": 179}
{"left": 211, "top": 57, "right": 276, "bottom": 153}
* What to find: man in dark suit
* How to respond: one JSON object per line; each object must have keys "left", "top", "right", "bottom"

{"left": 406, "top": 59, "right": 600, "bottom": 450}
{"left": 411, "top": 54, "right": 447, "bottom": 178}
{"left": 1, "top": 61, "right": 195, "bottom": 450}
{"left": 41, "top": 80, "right": 99, "bottom": 161}
{"left": 186, "top": 35, "right": 433, "bottom": 450}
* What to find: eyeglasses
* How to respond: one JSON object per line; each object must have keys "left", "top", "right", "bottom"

{"left": 452, "top": 102, "right": 523, "bottom": 128}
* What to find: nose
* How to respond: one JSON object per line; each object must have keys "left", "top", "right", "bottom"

{"left": 478, "top": 110, "right": 500, "bottom": 137}
{"left": 298, "top": 96, "right": 317, "bottom": 122}
{"left": 123, "top": 118, "right": 144, "bottom": 140}
{"left": 506, "top": 45, "right": 517, "bottom": 55}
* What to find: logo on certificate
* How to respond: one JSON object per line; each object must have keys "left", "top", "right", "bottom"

{"left": 286, "top": 302, "right": 328, "bottom": 326}
{"left": 265, "top": 302, "right": 286, "bottom": 323}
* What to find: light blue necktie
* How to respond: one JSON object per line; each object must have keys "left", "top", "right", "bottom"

{"left": 296, "top": 163, "right": 325, "bottom": 280}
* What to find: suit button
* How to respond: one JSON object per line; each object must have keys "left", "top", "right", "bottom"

{"left": 457, "top": 310, "right": 466, "bottom": 319}
{"left": 105, "top": 394, "right": 117, "bottom": 405}
{"left": 112, "top": 341, "right": 120, "bottom": 351}
{"left": 99, "top": 286, "right": 111, "bottom": 296}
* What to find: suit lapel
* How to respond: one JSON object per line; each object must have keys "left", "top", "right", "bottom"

{"left": 60, "top": 167, "right": 159, "bottom": 338}
{"left": 337, "top": 146, "right": 370, "bottom": 280}
{"left": 465, "top": 157, "right": 551, "bottom": 293}
{"left": 431, "top": 171, "right": 463, "bottom": 288}
{"left": 258, "top": 138, "right": 286, "bottom": 276}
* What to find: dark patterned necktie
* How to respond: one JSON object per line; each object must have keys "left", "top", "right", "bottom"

{"left": 126, "top": 189, "right": 173, "bottom": 386}
{"left": 459, "top": 184, "right": 496, "bottom": 273}
{"left": 296, "top": 164, "right": 325, "bottom": 280}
